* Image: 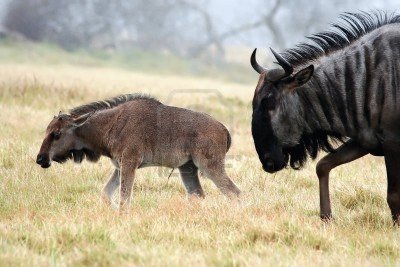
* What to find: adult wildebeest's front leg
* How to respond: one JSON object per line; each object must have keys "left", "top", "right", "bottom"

{"left": 119, "top": 154, "right": 140, "bottom": 213}
{"left": 179, "top": 160, "right": 205, "bottom": 198}
{"left": 316, "top": 139, "right": 367, "bottom": 220}
{"left": 101, "top": 169, "right": 120, "bottom": 208}
{"left": 383, "top": 150, "right": 400, "bottom": 225}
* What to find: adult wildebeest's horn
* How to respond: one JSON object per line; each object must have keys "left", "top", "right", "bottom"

{"left": 270, "top": 48, "right": 293, "bottom": 75}
{"left": 251, "top": 48, "right": 267, "bottom": 74}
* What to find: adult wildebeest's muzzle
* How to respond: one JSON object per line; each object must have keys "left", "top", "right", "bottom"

{"left": 251, "top": 116, "right": 287, "bottom": 173}
{"left": 262, "top": 159, "right": 286, "bottom": 173}
{"left": 260, "top": 151, "right": 287, "bottom": 173}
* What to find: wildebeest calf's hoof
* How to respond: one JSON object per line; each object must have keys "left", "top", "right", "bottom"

{"left": 320, "top": 214, "right": 333, "bottom": 222}
{"left": 101, "top": 194, "right": 111, "bottom": 206}
{"left": 187, "top": 193, "right": 205, "bottom": 200}
{"left": 118, "top": 208, "right": 130, "bottom": 215}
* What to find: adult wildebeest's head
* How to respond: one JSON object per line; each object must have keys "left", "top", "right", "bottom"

{"left": 251, "top": 48, "right": 314, "bottom": 173}
{"left": 36, "top": 112, "right": 93, "bottom": 168}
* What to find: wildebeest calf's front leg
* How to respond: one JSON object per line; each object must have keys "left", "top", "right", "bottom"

{"left": 101, "top": 169, "right": 120, "bottom": 208}
{"left": 316, "top": 139, "right": 367, "bottom": 220}
{"left": 119, "top": 155, "right": 140, "bottom": 213}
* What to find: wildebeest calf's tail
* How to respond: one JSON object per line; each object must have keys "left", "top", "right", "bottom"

{"left": 226, "top": 128, "right": 232, "bottom": 152}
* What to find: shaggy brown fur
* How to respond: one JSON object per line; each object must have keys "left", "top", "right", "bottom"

{"left": 36, "top": 94, "right": 240, "bottom": 211}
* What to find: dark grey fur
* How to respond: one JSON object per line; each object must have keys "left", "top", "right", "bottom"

{"left": 251, "top": 11, "right": 400, "bottom": 223}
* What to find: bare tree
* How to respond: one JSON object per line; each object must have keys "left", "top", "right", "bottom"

{"left": 177, "top": 0, "right": 286, "bottom": 58}
{"left": 4, "top": 0, "right": 394, "bottom": 60}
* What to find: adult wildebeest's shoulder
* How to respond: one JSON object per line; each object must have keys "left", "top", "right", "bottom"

{"left": 37, "top": 94, "right": 240, "bottom": 211}
{"left": 250, "top": 11, "right": 400, "bottom": 224}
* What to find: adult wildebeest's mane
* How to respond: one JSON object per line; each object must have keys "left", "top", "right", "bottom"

{"left": 70, "top": 93, "right": 159, "bottom": 117}
{"left": 281, "top": 11, "right": 400, "bottom": 68}
{"left": 277, "top": 11, "right": 400, "bottom": 169}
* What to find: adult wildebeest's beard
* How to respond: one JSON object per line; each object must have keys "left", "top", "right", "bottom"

{"left": 281, "top": 133, "right": 342, "bottom": 170}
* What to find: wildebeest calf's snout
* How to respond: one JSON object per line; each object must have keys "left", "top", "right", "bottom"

{"left": 36, "top": 154, "right": 51, "bottom": 168}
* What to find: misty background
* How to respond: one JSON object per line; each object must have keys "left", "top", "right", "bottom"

{"left": 0, "top": 0, "right": 398, "bottom": 81}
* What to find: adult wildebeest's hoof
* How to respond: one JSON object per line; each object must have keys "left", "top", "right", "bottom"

{"left": 392, "top": 215, "right": 400, "bottom": 227}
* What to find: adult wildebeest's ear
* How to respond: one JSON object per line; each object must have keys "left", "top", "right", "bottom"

{"left": 292, "top": 65, "right": 314, "bottom": 87}
{"left": 73, "top": 112, "right": 94, "bottom": 127}
{"left": 281, "top": 65, "right": 314, "bottom": 94}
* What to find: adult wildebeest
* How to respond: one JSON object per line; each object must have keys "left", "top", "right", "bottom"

{"left": 251, "top": 11, "right": 400, "bottom": 223}
{"left": 36, "top": 94, "right": 240, "bottom": 211}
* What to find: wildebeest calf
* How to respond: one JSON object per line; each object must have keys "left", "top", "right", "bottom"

{"left": 36, "top": 94, "right": 240, "bottom": 211}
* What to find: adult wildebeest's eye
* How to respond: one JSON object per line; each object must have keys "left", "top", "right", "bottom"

{"left": 261, "top": 93, "right": 276, "bottom": 110}
{"left": 53, "top": 131, "right": 61, "bottom": 140}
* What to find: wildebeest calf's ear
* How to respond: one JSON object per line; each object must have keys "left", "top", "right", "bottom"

{"left": 73, "top": 112, "right": 94, "bottom": 127}
{"left": 293, "top": 65, "right": 314, "bottom": 87}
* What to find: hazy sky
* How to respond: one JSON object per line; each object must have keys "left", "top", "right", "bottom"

{"left": 0, "top": 0, "right": 399, "bottom": 48}
{"left": 207, "top": 0, "right": 400, "bottom": 47}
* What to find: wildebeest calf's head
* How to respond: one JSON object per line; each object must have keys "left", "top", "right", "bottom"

{"left": 251, "top": 48, "right": 314, "bottom": 173}
{"left": 36, "top": 112, "right": 93, "bottom": 168}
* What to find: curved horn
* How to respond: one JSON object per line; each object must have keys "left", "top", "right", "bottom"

{"left": 270, "top": 47, "right": 293, "bottom": 75}
{"left": 250, "top": 48, "right": 267, "bottom": 74}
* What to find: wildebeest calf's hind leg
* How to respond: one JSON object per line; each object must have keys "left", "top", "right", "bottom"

{"left": 316, "top": 139, "right": 367, "bottom": 221}
{"left": 384, "top": 150, "right": 400, "bottom": 225}
{"left": 179, "top": 160, "right": 205, "bottom": 198}
{"left": 101, "top": 169, "right": 120, "bottom": 208}
{"left": 194, "top": 156, "right": 240, "bottom": 198}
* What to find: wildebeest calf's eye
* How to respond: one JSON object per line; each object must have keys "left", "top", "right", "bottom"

{"left": 53, "top": 131, "right": 61, "bottom": 140}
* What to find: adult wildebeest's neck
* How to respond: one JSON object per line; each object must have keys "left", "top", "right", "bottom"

{"left": 281, "top": 22, "right": 400, "bottom": 142}
{"left": 268, "top": 17, "right": 400, "bottom": 169}
{"left": 271, "top": 67, "right": 352, "bottom": 169}
{"left": 273, "top": 22, "right": 400, "bottom": 166}
{"left": 276, "top": 60, "right": 365, "bottom": 146}
{"left": 294, "top": 64, "right": 352, "bottom": 137}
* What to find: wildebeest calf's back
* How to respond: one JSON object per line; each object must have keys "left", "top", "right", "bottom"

{"left": 100, "top": 100, "right": 231, "bottom": 168}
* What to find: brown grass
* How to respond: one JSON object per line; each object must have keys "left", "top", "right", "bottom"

{"left": 0, "top": 63, "right": 399, "bottom": 266}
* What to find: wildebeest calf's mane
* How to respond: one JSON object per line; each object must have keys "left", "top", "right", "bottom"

{"left": 282, "top": 11, "right": 400, "bottom": 68}
{"left": 69, "top": 93, "right": 159, "bottom": 117}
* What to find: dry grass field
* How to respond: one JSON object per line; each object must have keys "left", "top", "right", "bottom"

{"left": 0, "top": 57, "right": 400, "bottom": 266}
